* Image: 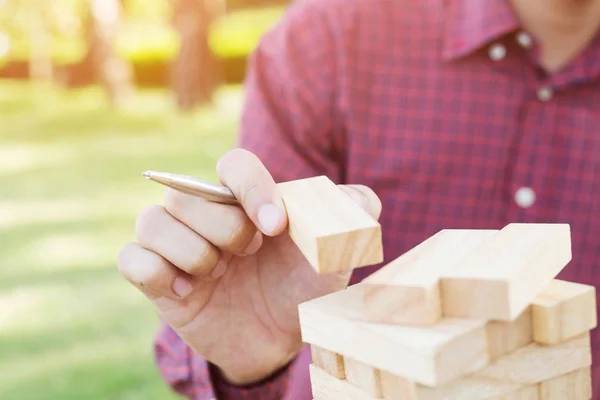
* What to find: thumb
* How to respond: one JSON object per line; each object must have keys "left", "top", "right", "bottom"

{"left": 338, "top": 184, "right": 383, "bottom": 220}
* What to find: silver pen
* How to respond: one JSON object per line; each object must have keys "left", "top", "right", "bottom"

{"left": 142, "top": 170, "right": 239, "bottom": 205}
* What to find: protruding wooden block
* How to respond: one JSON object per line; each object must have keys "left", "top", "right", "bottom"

{"left": 440, "top": 223, "right": 572, "bottom": 320}
{"left": 362, "top": 229, "right": 498, "bottom": 325}
{"left": 310, "top": 362, "right": 540, "bottom": 400}
{"left": 485, "top": 306, "right": 533, "bottom": 360}
{"left": 531, "top": 279, "right": 597, "bottom": 345}
{"left": 538, "top": 366, "right": 592, "bottom": 400}
{"left": 473, "top": 333, "right": 591, "bottom": 385}
{"left": 299, "top": 284, "right": 489, "bottom": 386}
{"left": 311, "top": 344, "right": 345, "bottom": 379}
{"left": 277, "top": 175, "right": 383, "bottom": 273}
{"left": 417, "top": 378, "right": 539, "bottom": 400}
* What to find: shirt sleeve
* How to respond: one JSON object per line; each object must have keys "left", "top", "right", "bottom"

{"left": 154, "top": 0, "right": 344, "bottom": 398}
{"left": 236, "top": 0, "right": 345, "bottom": 184}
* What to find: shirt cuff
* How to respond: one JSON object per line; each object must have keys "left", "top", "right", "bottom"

{"left": 210, "top": 361, "right": 293, "bottom": 399}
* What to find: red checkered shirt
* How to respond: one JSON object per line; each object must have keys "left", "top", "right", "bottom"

{"left": 154, "top": 0, "right": 600, "bottom": 398}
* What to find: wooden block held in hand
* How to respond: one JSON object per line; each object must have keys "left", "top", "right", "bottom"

{"left": 538, "top": 367, "right": 592, "bottom": 400}
{"left": 532, "top": 279, "right": 597, "bottom": 345}
{"left": 310, "top": 345, "right": 346, "bottom": 379}
{"left": 362, "top": 229, "right": 498, "bottom": 325}
{"left": 277, "top": 176, "right": 383, "bottom": 273}
{"left": 440, "top": 223, "right": 572, "bottom": 320}
{"left": 299, "top": 284, "right": 489, "bottom": 386}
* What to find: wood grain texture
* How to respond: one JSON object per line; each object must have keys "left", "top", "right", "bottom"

{"left": 362, "top": 229, "right": 498, "bottom": 325}
{"left": 310, "top": 363, "right": 379, "bottom": 400}
{"left": 473, "top": 333, "right": 591, "bottom": 385}
{"left": 485, "top": 306, "right": 533, "bottom": 360}
{"left": 531, "top": 279, "right": 597, "bottom": 345}
{"left": 538, "top": 366, "right": 592, "bottom": 400}
{"left": 299, "top": 284, "right": 489, "bottom": 386}
{"left": 343, "top": 356, "right": 383, "bottom": 397}
{"left": 311, "top": 344, "right": 346, "bottom": 379}
{"left": 440, "top": 223, "right": 572, "bottom": 320}
{"left": 310, "top": 362, "right": 541, "bottom": 400}
{"left": 277, "top": 175, "right": 383, "bottom": 273}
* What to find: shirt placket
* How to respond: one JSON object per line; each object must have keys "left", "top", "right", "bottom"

{"left": 485, "top": 30, "right": 558, "bottom": 223}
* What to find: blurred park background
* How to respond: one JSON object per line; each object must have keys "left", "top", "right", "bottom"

{"left": 0, "top": 0, "right": 288, "bottom": 398}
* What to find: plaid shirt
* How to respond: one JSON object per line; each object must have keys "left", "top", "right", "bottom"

{"left": 154, "top": 0, "right": 600, "bottom": 398}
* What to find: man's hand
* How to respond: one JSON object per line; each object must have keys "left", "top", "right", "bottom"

{"left": 116, "top": 148, "right": 382, "bottom": 385}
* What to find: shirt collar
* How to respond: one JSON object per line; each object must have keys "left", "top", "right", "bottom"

{"left": 442, "top": 0, "right": 521, "bottom": 61}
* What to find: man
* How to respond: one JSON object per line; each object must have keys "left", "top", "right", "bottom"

{"left": 117, "top": 0, "right": 600, "bottom": 398}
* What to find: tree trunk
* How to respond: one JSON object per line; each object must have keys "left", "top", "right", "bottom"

{"left": 171, "top": 0, "right": 221, "bottom": 110}
{"left": 88, "top": 0, "right": 134, "bottom": 107}
{"left": 28, "top": 7, "right": 53, "bottom": 81}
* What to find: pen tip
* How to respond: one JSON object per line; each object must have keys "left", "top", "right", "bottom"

{"left": 142, "top": 171, "right": 152, "bottom": 180}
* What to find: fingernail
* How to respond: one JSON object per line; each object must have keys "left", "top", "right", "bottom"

{"left": 173, "top": 277, "right": 193, "bottom": 298}
{"left": 257, "top": 203, "right": 282, "bottom": 235}
{"left": 211, "top": 258, "right": 228, "bottom": 278}
{"left": 242, "top": 231, "right": 263, "bottom": 255}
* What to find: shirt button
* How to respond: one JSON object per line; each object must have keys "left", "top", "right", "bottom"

{"left": 514, "top": 187, "right": 536, "bottom": 208}
{"left": 516, "top": 32, "right": 532, "bottom": 48}
{"left": 489, "top": 43, "right": 506, "bottom": 61}
{"left": 537, "top": 87, "right": 553, "bottom": 101}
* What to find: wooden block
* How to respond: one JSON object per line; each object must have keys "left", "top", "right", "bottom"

{"left": 299, "top": 284, "right": 489, "bottom": 386}
{"left": 417, "top": 378, "right": 538, "bottom": 400}
{"left": 362, "top": 229, "right": 498, "bottom": 325}
{"left": 311, "top": 362, "right": 539, "bottom": 400}
{"left": 473, "top": 333, "right": 591, "bottom": 385}
{"left": 440, "top": 223, "right": 572, "bottom": 320}
{"left": 311, "top": 344, "right": 345, "bottom": 379}
{"left": 379, "top": 370, "right": 418, "bottom": 399}
{"left": 343, "top": 356, "right": 382, "bottom": 398}
{"left": 531, "top": 279, "right": 597, "bottom": 345}
{"left": 538, "top": 366, "right": 592, "bottom": 400}
{"left": 277, "top": 175, "right": 383, "bottom": 273}
{"left": 485, "top": 306, "right": 533, "bottom": 360}
{"left": 310, "top": 363, "right": 379, "bottom": 400}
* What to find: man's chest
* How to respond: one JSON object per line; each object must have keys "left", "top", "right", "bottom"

{"left": 342, "top": 57, "right": 600, "bottom": 285}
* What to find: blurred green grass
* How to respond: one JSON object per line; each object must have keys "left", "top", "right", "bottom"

{"left": 0, "top": 80, "right": 241, "bottom": 399}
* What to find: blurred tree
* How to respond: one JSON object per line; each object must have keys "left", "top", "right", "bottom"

{"left": 87, "top": 0, "right": 134, "bottom": 106}
{"left": 171, "top": 0, "right": 223, "bottom": 110}
{"left": 0, "top": 0, "right": 54, "bottom": 80}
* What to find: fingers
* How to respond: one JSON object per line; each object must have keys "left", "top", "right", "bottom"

{"left": 117, "top": 242, "right": 194, "bottom": 300}
{"left": 135, "top": 205, "right": 221, "bottom": 276}
{"left": 216, "top": 148, "right": 288, "bottom": 236}
{"left": 164, "top": 189, "right": 263, "bottom": 256}
{"left": 339, "top": 184, "right": 383, "bottom": 220}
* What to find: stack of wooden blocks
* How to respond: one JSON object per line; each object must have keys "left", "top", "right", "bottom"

{"left": 292, "top": 219, "right": 598, "bottom": 400}
{"left": 277, "top": 176, "right": 597, "bottom": 399}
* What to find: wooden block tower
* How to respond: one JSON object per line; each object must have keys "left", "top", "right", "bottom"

{"left": 296, "top": 220, "right": 597, "bottom": 400}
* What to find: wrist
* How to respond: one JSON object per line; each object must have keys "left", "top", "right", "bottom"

{"left": 215, "top": 345, "right": 302, "bottom": 387}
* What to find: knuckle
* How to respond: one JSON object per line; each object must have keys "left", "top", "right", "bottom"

{"left": 135, "top": 205, "right": 165, "bottom": 243}
{"left": 217, "top": 148, "right": 258, "bottom": 173}
{"left": 186, "top": 243, "right": 219, "bottom": 275}
{"left": 116, "top": 242, "right": 136, "bottom": 276}
{"left": 224, "top": 210, "right": 255, "bottom": 250}
{"left": 163, "top": 188, "right": 187, "bottom": 215}
{"left": 239, "top": 179, "right": 261, "bottom": 206}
